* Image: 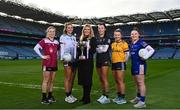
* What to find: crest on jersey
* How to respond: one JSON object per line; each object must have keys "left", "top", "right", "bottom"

{"left": 49, "top": 48, "right": 53, "bottom": 53}
{"left": 108, "top": 39, "right": 111, "bottom": 44}
{"left": 141, "top": 41, "right": 148, "bottom": 47}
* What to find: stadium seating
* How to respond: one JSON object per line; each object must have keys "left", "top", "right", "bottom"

{"left": 0, "top": 36, "right": 37, "bottom": 45}
{"left": 0, "top": 15, "right": 180, "bottom": 60}
{"left": 0, "top": 46, "right": 39, "bottom": 59}
{"left": 0, "top": 16, "right": 45, "bottom": 35}
{"left": 0, "top": 46, "right": 16, "bottom": 56}
{"left": 173, "top": 49, "right": 180, "bottom": 59}
{"left": 0, "top": 16, "right": 64, "bottom": 37}
{"left": 152, "top": 48, "right": 176, "bottom": 59}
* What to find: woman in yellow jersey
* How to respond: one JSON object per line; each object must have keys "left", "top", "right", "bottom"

{"left": 111, "top": 29, "right": 129, "bottom": 104}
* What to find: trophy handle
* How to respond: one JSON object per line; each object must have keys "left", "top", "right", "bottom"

{"left": 81, "top": 49, "right": 84, "bottom": 56}
{"left": 86, "top": 40, "right": 90, "bottom": 59}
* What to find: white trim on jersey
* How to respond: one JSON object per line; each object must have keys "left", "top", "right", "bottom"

{"left": 44, "top": 38, "right": 59, "bottom": 45}
{"left": 43, "top": 66, "right": 46, "bottom": 72}
{"left": 139, "top": 64, "right": 144, "bottom": 75}
{"left": 34, "top": 44, "right": 44, "bottom": 59}
{"left": 60, "top": 41, "right": 65, "bottom": 60}
{"left": 121, "top": 63, "right": 125, "bottom": 71}
{"left": 96, "top": 45, "right": 109, "bottom": 53}
{"left": 125, "top": 51, "right": 130, "bottom": 62}
{"left": 74, "top": 42, "right": 77, "bottom": 59}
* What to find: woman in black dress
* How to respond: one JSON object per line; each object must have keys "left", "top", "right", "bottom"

{"left": 77, "top": 24, "right": 96, "bottom": 104}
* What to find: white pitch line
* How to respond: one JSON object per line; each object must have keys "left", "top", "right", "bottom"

{"left": 0, "top": 81, "right": 63, "bottom": 90}
{"left": 0, "top": 81, "right": 101, "bottom": 95}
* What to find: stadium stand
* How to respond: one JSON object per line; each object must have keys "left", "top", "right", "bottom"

{"left": 0, "top": 16, "right": 46, "bottom": 35}
{"left": 0, "top": 0, "right": 179, "bottom": 60}
{"left": 152, "top": 48, "right": 176, "bottom": 59}
{"left": 174, "top": 48, "right": 180, "bottom": 59}
{"left": 0, "top": 46, "right": 16, "bottom": 59}
{"left": 0, "top": 45, "right": 39, "bottom": 59}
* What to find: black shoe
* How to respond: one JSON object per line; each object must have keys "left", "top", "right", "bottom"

{"left": 83, "top": 100, "right": 90, "bottom": 105}
{"left": 79, "top": 97, "right": 85, "bottom": 102}
{"left": 82, "top": 97, "right": 90, "bottom": 105}
{"left": 41, "top": 98, "right": 50, "bottom": 104}
{"left": 48, "top": 96, "right": 56, "bottom": 103}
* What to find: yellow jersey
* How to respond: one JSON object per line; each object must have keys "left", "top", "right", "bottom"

{"left": 111, "top": 40, "right": 129, "bottom": 63}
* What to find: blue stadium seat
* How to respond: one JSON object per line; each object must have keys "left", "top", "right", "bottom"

{"left": 173, "top": 49, "right": 180, "bottom": 59}
{"left": 152, "top": 48, "right": 176, "bottom": 59}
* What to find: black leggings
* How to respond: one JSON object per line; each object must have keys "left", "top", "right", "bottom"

{"left": 82, "top": 85, "right": 92, "bottom": 103}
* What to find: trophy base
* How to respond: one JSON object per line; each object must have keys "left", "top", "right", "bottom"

{"left": 79, "top": 56, "right": 86, "bottom": 60}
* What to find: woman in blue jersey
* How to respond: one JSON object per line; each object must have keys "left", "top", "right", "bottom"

{"left": 130, "top": 29, "right": 155, "bottom": 108}
{"left": 59, "top": 22, "right": 77, "bottom": 103}
{"left": 96, "top": 23, "right": 111, "bottom": 104}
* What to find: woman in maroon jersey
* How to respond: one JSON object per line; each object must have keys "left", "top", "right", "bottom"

{"left": 34, "top": 26, "right": 59, "bottom": 104}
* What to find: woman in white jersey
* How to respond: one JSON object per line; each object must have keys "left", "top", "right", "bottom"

{"left": 59, "top": 22, "right": 77, "bottom": 103}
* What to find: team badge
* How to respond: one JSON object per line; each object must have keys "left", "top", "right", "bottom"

{"left": 108, "top": 39, "right": 111, "bottom": 43}
{"left": 49, "top": 48, "right": 53, "bottom": 53}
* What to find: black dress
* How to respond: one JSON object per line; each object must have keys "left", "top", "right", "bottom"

{"left": 77, "top": 37, "right": 96, "bottom": 86}
{"left": 77, "top": 37, "right": 96, "bottom": 104}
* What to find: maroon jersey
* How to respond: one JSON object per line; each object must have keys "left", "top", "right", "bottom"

{"left": 38, "top": 38, "right": 59, "bottom": 67}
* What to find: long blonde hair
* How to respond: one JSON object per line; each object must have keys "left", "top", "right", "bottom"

{"left": 63, "top": 22, "right": 73, "bottom": 34}
{"left": 46, "top": 26, "right": 56, "bottom": 38}
{"left": 80, "top": 24, "right": 94, "bottom": 42}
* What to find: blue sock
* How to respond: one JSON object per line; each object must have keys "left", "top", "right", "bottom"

{"left": 140, "top": 96, "right": 145, "bottom": 102}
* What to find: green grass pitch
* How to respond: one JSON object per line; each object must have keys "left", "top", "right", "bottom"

{"left": 0, "top": 59, "right": 180, "bottom": 109}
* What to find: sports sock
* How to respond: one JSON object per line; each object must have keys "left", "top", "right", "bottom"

{"left": 42, "top": 93, "right": 47, "bottom": 99}
{"left": 121, "top": 94, "right": 125, "bottom": 99}
{"left": 140, "top": 96, "right": 145, "bottom": 102}
{"left": 137, "top": 93, "right": 141, "bottom": 98}
{"left": 48, "top": 92, "right": 52, "bottom": 98}
{"left": 66, "top": 92, "right": 71, "bottom": 97}
{"left": 103, "top": 91, "right": 109, "bottom": 98}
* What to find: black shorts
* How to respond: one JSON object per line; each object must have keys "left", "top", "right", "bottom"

{"left": 96, "top": 61, "right": 110, "bottom": 68}
{"left": 112, "top": 62, "right": 126, "bottom": 71}
{"left": 63, "top": 61, "right": 77, "bottom": 69}
{"left": 42, "top": 66, "right": 57, "bottom": 72}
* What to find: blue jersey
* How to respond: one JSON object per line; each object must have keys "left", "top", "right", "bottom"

{"left": 130, "top": 39, "right": 148, "bottom": 75}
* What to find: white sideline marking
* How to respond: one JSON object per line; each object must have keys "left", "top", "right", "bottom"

{"left": 0, "top": 81, "right": 101, "bottom": 94}
{"left": 0, "top": 81, "right": 63, "bottom": 90}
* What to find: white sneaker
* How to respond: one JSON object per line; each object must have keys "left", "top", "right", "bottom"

{"left": 70, "top": 95, "right": 77, "bottom": 102}
{"left": 98, "top": 96, "right": 110, "bottom": 104}
{"left": 97, "top": 95, "right": 105, "bottom": 102}
{"left": 65, "top": 96, "right": 75, "bottom": 103}
{"left": 130, "top": 97, "right": 140, "bottom": 104}
{"left": 134, "top": 101, "right": 146, "bottom": 108}
{"left": 113, "top": 97, "right": 127, "bottom": 105}
{"left": 112, "top": 96, "right": 119, "bottom": 102}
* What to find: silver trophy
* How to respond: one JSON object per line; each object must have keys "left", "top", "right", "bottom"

{"left": 79, "top": 41, "right": 86, "bottom": 60}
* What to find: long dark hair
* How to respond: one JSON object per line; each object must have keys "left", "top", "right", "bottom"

{"left": 98, "top": 22, "right": 107, "bottom": 37}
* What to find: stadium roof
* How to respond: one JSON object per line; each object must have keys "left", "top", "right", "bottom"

{"left": 0, "top": 0, "right": 73, "bottom": 24}
{"left": 74, "top": 9, "right": 180, "bottom": 25}
{"left": 0, "top": 0, "right": 180, "bottom": 26}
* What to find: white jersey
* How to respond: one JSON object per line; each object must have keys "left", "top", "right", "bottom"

{"left": 59, "top": 34, "right": 77, "bottom": 61}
